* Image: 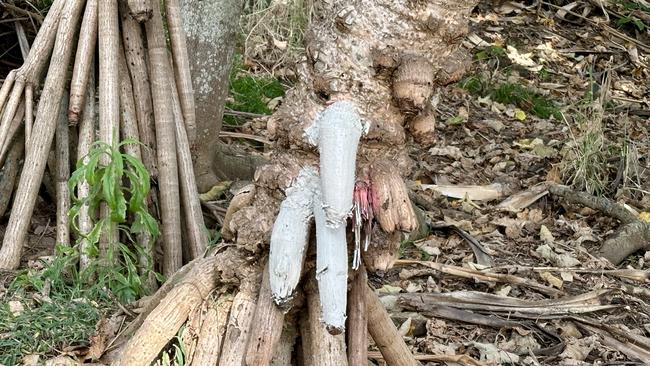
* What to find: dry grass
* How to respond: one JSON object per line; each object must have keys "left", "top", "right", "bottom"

{"left": 240, "top": 0, "right": 313, "bottom": 73}
{"left": 560, "top": 72, "right": 611, "bottom": 196}
{"left": 559, "top": 73, "right": 647, "bottom": 201}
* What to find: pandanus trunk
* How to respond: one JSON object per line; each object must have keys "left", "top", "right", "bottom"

{"left": 222, "top": 0, "right": 477, "bottom": 362}
{"left": 96, "top": 0, "right": 479, "bottom": 363}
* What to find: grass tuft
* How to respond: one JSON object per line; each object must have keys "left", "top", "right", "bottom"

{"left": 459, "top": 75, "right": 561, "bottom": 119}
{"left": 559, "top": 75, "right": 614, "bottom": 196}
{"left": 224, "top": 56, "right": 286, "bottom": 125}
{"left": 1, "top": 246, "right": 112, "bottom": 365}
{"left": 240, "top": 0, "right": 313, "bottom": 70}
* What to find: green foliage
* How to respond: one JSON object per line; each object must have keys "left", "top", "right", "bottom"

{"left": 492, "top": 83, "right": 561, "bottom": 119}
{"left": 35, "top": 0, "right": 55, "bottom": 9}
{"left": 399, "top": 240, "right": 432, "bottom": 261}
{"left": 459, "top": 75, "right": 561, "bottom": 119}
{"left": 538, "top": 67, "right": 552, "bottom": 82}
{"left": 0, "top": 139, "right": 160, "bottom": 364}
{"left": 1, "top": 246, "right": 110, "bottom": 365}
{"left": 154, "top": 326, "right": 188, "bottom": 366}
{"left": 459, "top": 76, "right": 487, "bottom": 95}
{"left": 616, "top": 15, "right": 646, "bottom": 31}
{"left": 613, "top": 0, "right": 649, "bottom": 31}
{"left": 0, "top": 295, "right": 101, "bottom": 365}
{"left": 68, "top": 138, "right": 161, "bottom": 303}
{"left": 207, "top": 228, "right": 223, "bottom": 249}
{"left": 475, "top": 45, "right": 506, "bottom": 61}
{"left": 617, "top": 0, "right": 650, "bottom": 11}
{"left": 224, "top": 56, "right": 286, "bottom": 126}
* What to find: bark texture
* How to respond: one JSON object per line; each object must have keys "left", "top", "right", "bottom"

{"left": 112, "top": 0, "right": 478, "bottom": 362}
{"left": 306, "top": 280, "right": 348, "bottom": 366}
{"left": 181, "top": 0, "right": 243, "bottom": 193}
{"left": 218, "top": 288, "right": 258, "bottom": 366}
{"left": 145, "top": 0, "right": 183, "bottom": 276}
{"left": 244, "top": 264, "right": 285, "bottom": 366}
{"left": 230, "top": 0, "right": 477, "bottom": 266}
{"left": 366, "top": 285, "right": 421, "bottom": 366}
{"left": 347, "top": 264, "right": 368, "bottom": 365}
{"left": 0, "top": 0, "right": 85, "bottom": 269}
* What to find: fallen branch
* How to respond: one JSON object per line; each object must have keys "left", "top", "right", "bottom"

{"left": 368, "top": 351, "right": 488, "bottom": 366}
{"left": 397, "top": 289, "right": 618, "bottom": 317}
{"left": 578, "top": 322, "right": 650, "bottom": 362}
{"left": 396, "top": 259, "right": 563, "bottom": 297}
{"left": 0, "top": 3, "right": 45, "bottom": 23}
{"left": 489, "top": 265, "right": 650, "bottom": 283}
{"left": 549, "top": 184, "right": 637, "bottom": 223}
{"left": 549, "top": 184, "right": 650, "bottom": 264}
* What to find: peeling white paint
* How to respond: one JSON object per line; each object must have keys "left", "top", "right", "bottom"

{"left": 314, "top": 192, "right": 348, "bottom": 333}
{"left": 317, "top": 101, "right": 362, "bottom": 228}
{"left": 269, "top": 167, "right": 320, "bottom": 308}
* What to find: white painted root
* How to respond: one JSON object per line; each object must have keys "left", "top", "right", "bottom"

{"left": 317, "top": 101, "right": 362, "bottom": 228}
{"left": 314, "top": 192, "right": 348, "bottom": 334}
{"left": 269, "top": 167, "right": 320, "bottom": 308}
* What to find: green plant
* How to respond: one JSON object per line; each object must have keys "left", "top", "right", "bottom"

{"left": 492, "top": 83, "right": 561, "bottom": 119}
{"left": 224, "top": 56, "right": 286, "bottom": 126}
{"left": 68, "top": 138, "right": 161, "bottom": 303}
{"left": 475, "top": 45, "right": 506, "bottom": 61}
{"left": 154, "top": 326, "right": 188, "bottom": 366}
{"left": 616, "top": 16, "right": 647, "bottom": 31}
{"left": 207, "top": 228, "right": 223, "bottom": 249}
{"left": 459, "top": 75, "right": 487, "bottom": 95}
{"left": 538, "top": 67, "right": 552, "bottom": 82}
{"left": 459, "top": 75, "right": 561, "bottom": 120}
{"left": 399, "top": 240, "right": 432, "bottom": 261}
{"left": 1, "top": 246, "right": 112, "bottom": 365}
{"left": 617, "top": 0, "right": 650, "bottom": 11}
{"left": 0, "top": 111, "right": 160, "bottom": 366}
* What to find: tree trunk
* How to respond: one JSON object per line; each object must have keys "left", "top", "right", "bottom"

{"left": 181, "top": 0, "right": 242, "bottom": 193}
{"left": 115, "top": 0, "right": 477, "bottom": 363}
